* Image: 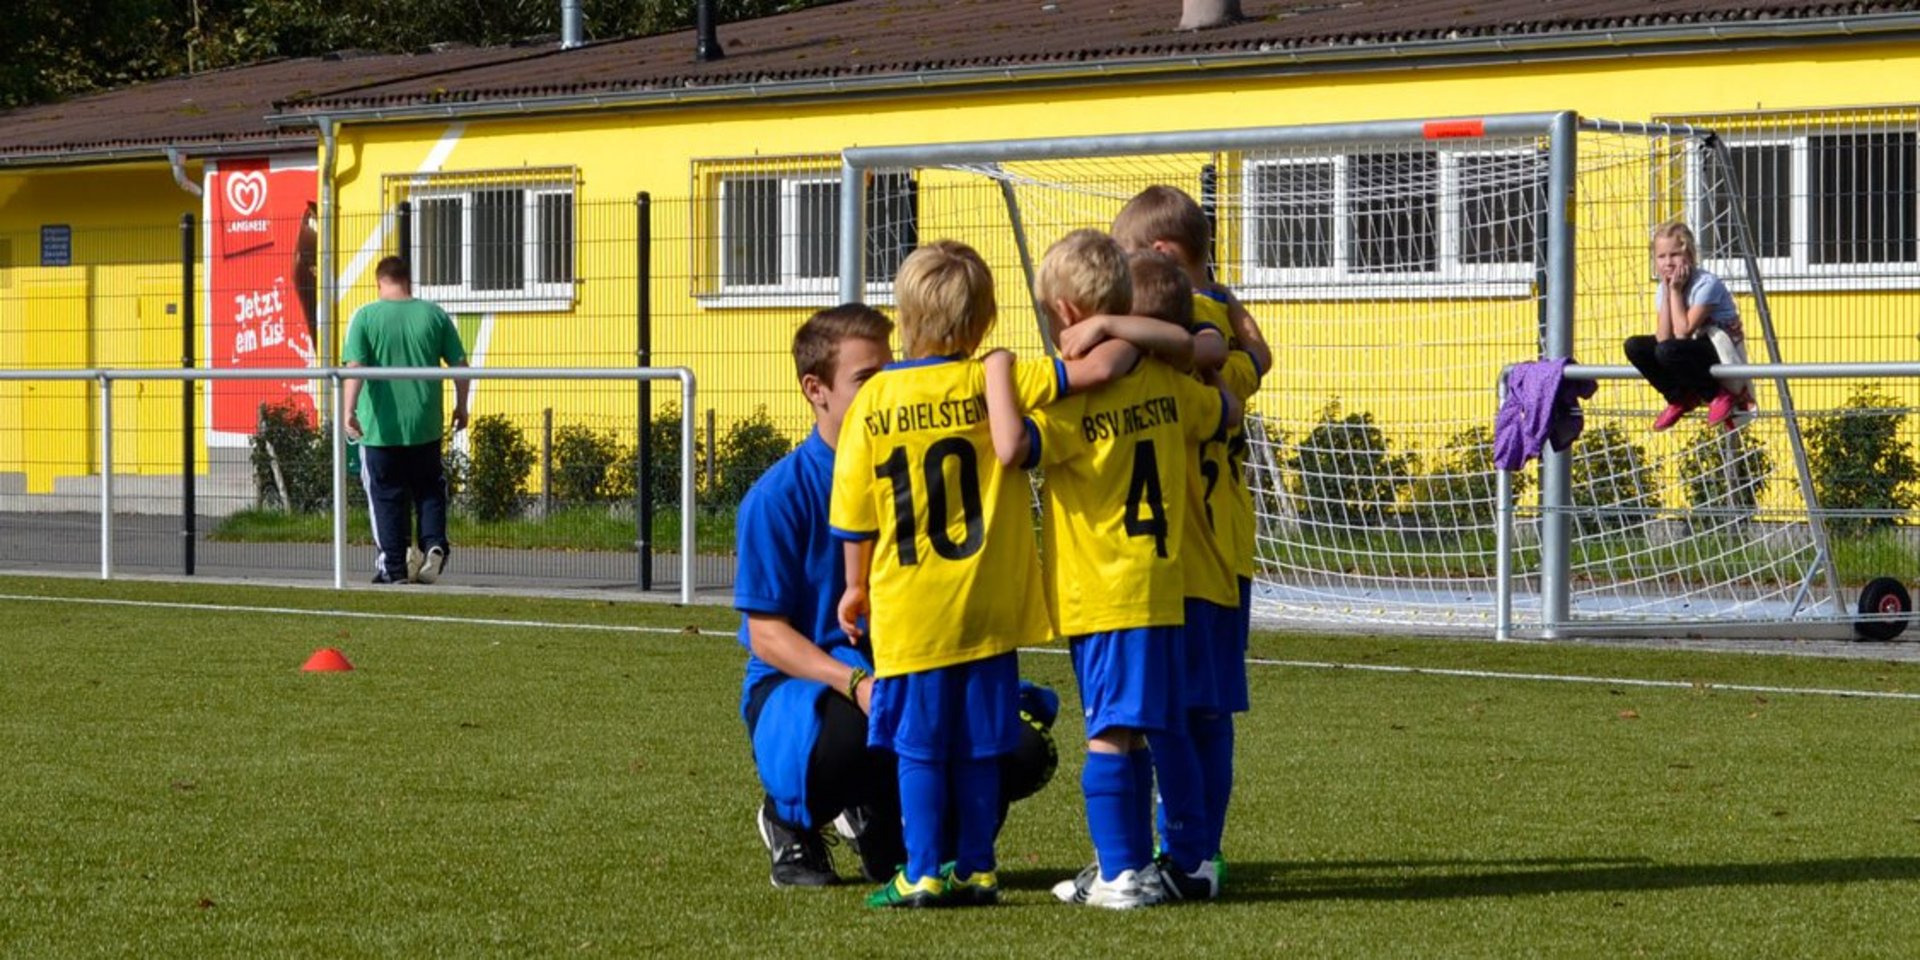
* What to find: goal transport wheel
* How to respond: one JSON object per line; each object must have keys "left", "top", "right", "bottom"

{"left": 1854, "top": 577, "right": 1912, "bottom": 642}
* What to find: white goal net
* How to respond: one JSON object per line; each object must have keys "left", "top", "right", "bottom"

{"left": 840, "top": 114, "right": 1853, "bottom": 639}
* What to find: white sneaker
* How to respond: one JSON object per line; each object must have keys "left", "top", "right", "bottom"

{"left": 1051, "top": 862, "right": 1099, "bottom": 903}
{"left": 1082, "top": 865, "right": 1168, "bottom": 910}
{"left": 417, "top": 545, "right": 447, "bottom": 584}
{"left": 404, "top": 547, "right": 424, "bottom": 583}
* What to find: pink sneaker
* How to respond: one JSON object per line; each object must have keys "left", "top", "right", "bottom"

{"left": 1707, "top": 390, "right": 1753, "bottom": 427}
{"left": 1651, "top": 397, "right": 1700, "bottom": 432}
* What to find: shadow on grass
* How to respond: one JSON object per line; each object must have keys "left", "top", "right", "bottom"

{"left": 1221, "top": 856, "right": 1920, "bottom": 902}
{"left": 993, "top": 857, "right": 1649, "bottom": 896}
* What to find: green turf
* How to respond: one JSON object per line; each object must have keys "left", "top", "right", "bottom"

{"left": 2, "top": 575, "right": 1918, "bottom": 956}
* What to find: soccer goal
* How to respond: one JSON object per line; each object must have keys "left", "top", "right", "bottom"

{"left": 835, "top": 112, "right": 1889, "bottom": 641}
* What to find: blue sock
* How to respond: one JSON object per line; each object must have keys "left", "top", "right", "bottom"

{"left": 1147, "top": 727, "right": 1209, "bottom": 872}
{"left": 1191, "top": 711, "right": 1236, "bottom": 857}
{"left": 1127, "top": 747, "right": 1156, "bottom": 866}
{"left": 951, "top": 757, "right": 1001, "bottom": 878}
{"left": 1082, "top": 752, "right": 1137, "bottom": 881}
{"left": 897, "top": 754, "right": 947, "bottom": 883}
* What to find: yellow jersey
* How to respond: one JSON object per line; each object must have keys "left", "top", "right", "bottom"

{"left": 1028, "top": 357, "right": 1227, "bottom": 636}
{"left": 1193, "top": 292, "right": 1263, "bottom": 585}
{"left": 829, "top": 355, "right": 1062, "bottom": 677}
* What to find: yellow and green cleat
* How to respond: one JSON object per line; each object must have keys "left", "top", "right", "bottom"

{"left": 940, "top": 863, "right": 1000, "bottom": 906}
{"left": 865, "top": 871, "right": 950, "bottom": 909}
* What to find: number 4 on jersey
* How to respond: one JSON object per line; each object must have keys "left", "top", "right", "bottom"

{"left": 1123, "top": 438, "right": 1169, "bottom": 558}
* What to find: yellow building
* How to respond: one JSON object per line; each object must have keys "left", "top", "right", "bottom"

{"left": 6, "top": 0, "right": 1920, "bottom": 506}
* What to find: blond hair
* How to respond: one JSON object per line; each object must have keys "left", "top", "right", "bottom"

{"left": 894, "top": 240, "right": 996, "bottom": 358}
{"left": 1653, "top": 221, "right": 1699, "bottom": 268}
{"left": 1111, "top": 185, "right": 1211, "bottom": 272}
{"left": 1127, "top": 250, "right": 1193, "bottom": 329}
{"left": 1036, "top": 229, "right": 1133, "bottom": 325}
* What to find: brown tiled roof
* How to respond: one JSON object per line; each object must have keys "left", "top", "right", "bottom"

{"left": 6, "top": 0, "right": 1914, "bottom": 158}
{"left": 284, "top": 0, "right": 1920, "bottom": 112}
{"left": 0, "top": 46, "right": 543, "bottom": 161}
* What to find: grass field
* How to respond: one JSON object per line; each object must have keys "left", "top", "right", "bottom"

{"left": 3, "top": 575, "right": 1919, "bottom": 957}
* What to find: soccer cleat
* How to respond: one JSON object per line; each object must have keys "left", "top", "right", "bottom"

{"left": 832, "top": 805, "right": 903, "bottom": 884}
{"left": 405, "top": 547, "right": 424, "bottom": 583}
{"left": 865, "top": 870, "right": 949, "bottom": 909}
{"left": 1211, "top": 854, "right": 1229, "bottom": 891}
{"left": 1082, "top": 865, "right": 1169, "bottom": 910}
{"left": 941, "top": 863, "right": 1000, "bottom": 906}
{"left": 417, "top": 545, "right": 447, "bottom": 584}
{"left": 1051, "top": 862, "right": 1100, "bottom": 904}
{"left": 756, "top": 801, "right": 838, "bottom": 888}
{"left": 1651, "top": 396, "right": 1701, "bottom": 432}
{"left": 1155, "top": 853, "right": 1219, "bottom": 901}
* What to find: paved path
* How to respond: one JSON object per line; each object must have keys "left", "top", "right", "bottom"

{"left": 0, "top": 511, "right": 737, "bottom": 603}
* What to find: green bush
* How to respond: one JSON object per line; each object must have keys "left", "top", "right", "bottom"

{"left": 551, "top": 423, "right": 624, "bottom": 503}
{"left": 460, "top": 414, "right": 536, "bottom": 522}
{"left": 1806, "top": 387, "right": 1919, "bottom": 532}
{"left": 1676, "top": 421, "right": 1772, "bottom": 527}
{"left": 710, "top": 406, "right": 794, "bottom": 509}
{"left": 1405, "top": 425, "right": 1526, "bottom": 534}
{"left": 1283, "top": 399, "right": 1414, "bottom": 528}
{"left": 249, "top": 399, "right": 331, "bottom": 513}
{"left": 1567, "top": 423, "right": 1661, "bottom": 534}
{"left": 609, "top": 403, "right": 701, "bottom": 510}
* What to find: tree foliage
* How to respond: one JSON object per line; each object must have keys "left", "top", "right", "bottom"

{"left": 2, "top": 0, "right": 835, "bottom": 109}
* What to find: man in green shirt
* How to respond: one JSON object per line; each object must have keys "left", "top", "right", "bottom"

{"left": 343, "top": 256, "right": 470, "bottom": 584}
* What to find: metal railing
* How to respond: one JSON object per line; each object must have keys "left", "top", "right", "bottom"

{"left": 0, "top": 366, "right": 700, "bottom": 603}
{"left": 1496, "top": 359, "right": 1920, "bottom": 641}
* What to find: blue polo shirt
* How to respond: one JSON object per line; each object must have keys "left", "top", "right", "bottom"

{"left": 734, "top": 429, "right": 864, "bottom": 701}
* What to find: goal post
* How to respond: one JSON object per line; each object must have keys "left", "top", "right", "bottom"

{"left": 833, "top": 111, "right": 1878, "bottom": 641}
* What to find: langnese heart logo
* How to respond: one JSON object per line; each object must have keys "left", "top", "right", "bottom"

{"left": 225, "top": 171, "right": 269, "bottom": 218}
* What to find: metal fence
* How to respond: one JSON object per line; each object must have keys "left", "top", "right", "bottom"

{"left": 0, "top": 366, "right": 704, "bottom": 601}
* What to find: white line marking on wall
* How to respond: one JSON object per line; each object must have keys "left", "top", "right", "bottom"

{"left": 7, "top": 592, "right": 1917, "bottom": 701}
{"left": 334, "top": 122, "right": 468, "bottom": 297}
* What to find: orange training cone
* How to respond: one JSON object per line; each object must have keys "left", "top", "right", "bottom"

{"left": 302, "top": 647, "right": 353, "bottom": 672}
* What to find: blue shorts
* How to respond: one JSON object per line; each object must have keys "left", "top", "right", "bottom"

{"left": 1182, "top": 598, "right": 1231, "bottom": 713}
{"left": 867, "top": 652, "right": 1021, "bottom": 762}
{"left": 1069, "top": 627, "right": 1185, "bottom": 738}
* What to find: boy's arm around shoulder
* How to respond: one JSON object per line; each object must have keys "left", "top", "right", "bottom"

{"left": 1214, "top": 284, "right": 1273, "bottom": 377}
{"left": 1058, "top": 314, "right": 1195, "bottom": 371}
{"left": 984, "top": 349, "right": 1034, "bottom": 467}
{"left": 1059, "top": 338, "right": 1142, "bottom": 394}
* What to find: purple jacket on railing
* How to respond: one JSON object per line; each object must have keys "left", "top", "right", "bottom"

{"left": 1493, "top": 358, "right": 1598, "bottom": 471}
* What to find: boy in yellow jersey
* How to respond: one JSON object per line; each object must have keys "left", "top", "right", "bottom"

{"left": 985, "top": 229, "right": 1236, "bottom": 909}
{"left": 1107, "top": 185, "right": 1269, "bottom": 892}
{"left": 831, "top": 240, "right": 1138, "bottom": 909}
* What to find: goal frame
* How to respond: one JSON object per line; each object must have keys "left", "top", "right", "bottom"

{"left": 834, "top": 111, "right": 1849, "bottom": 641}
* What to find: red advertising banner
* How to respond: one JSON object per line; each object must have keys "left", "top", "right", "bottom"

{"left": 208, "top": 157, "right": 319, "bottom": 436}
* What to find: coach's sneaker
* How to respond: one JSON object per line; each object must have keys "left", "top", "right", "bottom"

{"left": 756, "top": 801, "right": 838, "bottom": 888}
{"left": 1082, "top": 865, "right": 1168, "bottom": 910}
{"left": 833, "top": 805, "right": 904, "bottom": 884}
{"left": 416, "top": 545, "right": 447, "bottom": 584}
{"left": 940, "top": 863, "right": 1000, "bottom": 906}
{"left": 405, "top": 547, "right": 424, "bottom": 583}
{"left": 1051, "top": 862, "right": 1099, "bottom": 904}
{"left": 865, "top": 870, "right": 949, "bottom": 909}
{"left": 1155, "top": 853, "right": 1219, "bottom": 901}
{"left": 1651, "top": 396, "right": 1701, "bottom": 432}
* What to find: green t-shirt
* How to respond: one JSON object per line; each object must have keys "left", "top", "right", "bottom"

{"left": 342, "top": 297, "right": 468, "bottom": 447}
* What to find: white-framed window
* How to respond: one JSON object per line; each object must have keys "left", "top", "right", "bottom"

{"left": 401, "top": 171, "right": 575, "bottom": 312}
{"left": 707, "top": 169, "right": 916, "bottom": 305}
{"left": 1694, "top": 131, "right": 1919, "bottom": 290}
{"left": 1241, "top": 148, "right": 1544, "bottom": 298}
